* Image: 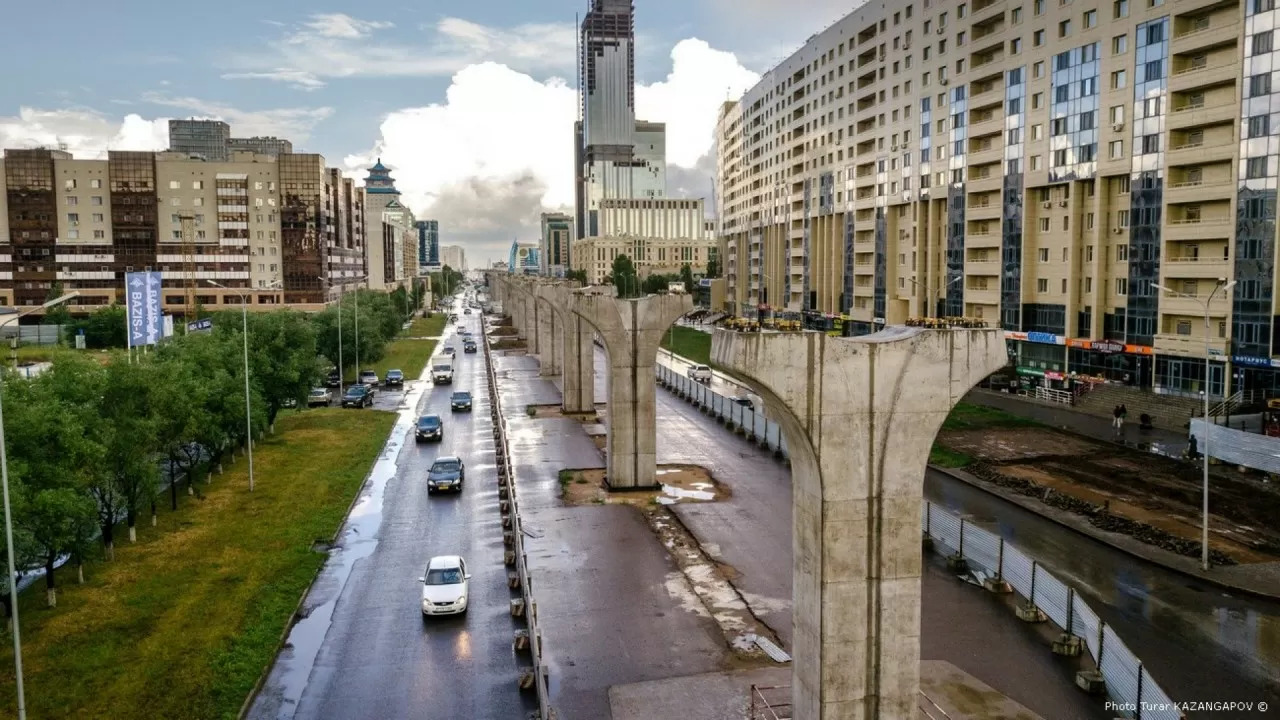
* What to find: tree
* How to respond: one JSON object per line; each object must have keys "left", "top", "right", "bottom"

{"left": 390, "top": 286, "right": 411, "bottom": 320}
{"left": 565, "top": 269, "right": 588, "bottom": 285}
{"left": 241, "top": 311, "right": 319, "bottom": 429}
{"left": 705, "top": 256, "right": 721, "bottom": 279}
{"left": 43, "top": 282, "right": 72, "bottom": 342}
{"left": 95, "top": 360, "right": 161, "bottom": 545}
{"left": 150, "top": 349, "right": 208, "bottom": 509}
{"left": 642, "top": 273, "right": 672, "bottom": 294}
{"left": 611, "top": 255, "right": 641, "bottom": 299}
{"left": 68, "top": 304, "right": 127, "bottom": 349}
{"left": 680, "top": 264, "right": 696, "bottom": 292}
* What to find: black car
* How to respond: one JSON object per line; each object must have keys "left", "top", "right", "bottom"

{"left": 463, "top": 341, "right": 477, "bottom": 353}
{"left": 342, "top": 385, "right": 374, "bottom": 408}
{"left": 325, "top": 369, "right": 342, "bottom": 388}
{"left": 415, "top": 414, "right": 444, "bottom": 442}
{"left": 385, "top": 369, "right": 405, "bottom": 387}
{"left": 427, "top": 456, "right": 465, "bottom": 493}
{"left": 450, "top": 391, "right": 473, "bottom": 412}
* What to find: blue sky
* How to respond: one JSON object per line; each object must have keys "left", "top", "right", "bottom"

{"left": 0, "top": 0, "right": 852, "bottom": 262}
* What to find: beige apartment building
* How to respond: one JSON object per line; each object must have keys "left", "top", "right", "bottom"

{"left": 716, "top": 0, "right": 1279, "bottom": 397}
{"left": 572, "top": 197, "right": 718, "bottom": 284}
{"left": 2, "top": 147, "right": 368, "bottom": 317}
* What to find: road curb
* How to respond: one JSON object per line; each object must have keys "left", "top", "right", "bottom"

{"left": 932, "top": 465, "right": 1280, "bottom": 603}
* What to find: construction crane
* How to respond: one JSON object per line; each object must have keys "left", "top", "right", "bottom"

{"left": 179, "top": 213, "right": 197, "bottom": 321}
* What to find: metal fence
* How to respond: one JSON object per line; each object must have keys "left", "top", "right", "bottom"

{"left": 655, "top": 356, "right": 1184, "bottom": 720}
{"left": 1190, "top": 418, "right": 1280, "bottom": 475}
{"left": 482, "top": 327, "right": 551, "bottom": 717}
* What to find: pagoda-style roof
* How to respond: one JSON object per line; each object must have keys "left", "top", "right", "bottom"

{"left": 365, "top": 157, "right": 401, "bottom": 195}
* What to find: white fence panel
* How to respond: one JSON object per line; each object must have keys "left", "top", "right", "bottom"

{"left": 962, "top": 524, "right": 1002, "bottom": 574}
{"left": 1035, "top": 571, "right": 1072, "bottom": 630}
{"left": 1100, "top": 626, "right": 1143, "bottom": 712}
{"left": 1001, "top": 544, "right": 1035, "bottom": 599}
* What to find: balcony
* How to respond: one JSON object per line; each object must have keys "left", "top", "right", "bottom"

{"left": 1168, "top": 61, "right": 1238, "bottom": 94}
{"left": 1166, "top": 139, "right": 1235, "bottom": 165}
{"left": 968, "top": 145, "right": 1003, "bottom": 168}
{"left": 1165, "top": 179, "right": 1234, "bottom": 205}
{"left": 967, "top": 201, "right": 1002, "bottom": 220}
{"left": 965, "top": 231, "right": 1002, "bottom": 248}
{"left": 1171, "top": 19, "right": 1241, "bottom": 55}
{"left": 1161, "top": 255, "right": 1233, "bottom": 280}
{"left": 1153, "top": 331, "right": 1230, "bottom": 358}
{"left": 965, "top": 259, "right": 1001, "bottom": 275}
{"left": 965, "top": 286, "right": 1001, "bottom": 306}
{"left": 971, "top": 0, "right": 1006, "bottom": 22}
{"left": 967, "top": 172, "right": 1002, "bottom": 193}
{"left": 1164, "top": 217, "right": 1233, "bottom": 242}
{"left": 1166, "top": 100, "right": 1237, "bottom": 130}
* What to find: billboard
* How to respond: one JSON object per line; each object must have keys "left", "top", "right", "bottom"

{"left": 125, "top": 271, "right": 163, "bottom": 348}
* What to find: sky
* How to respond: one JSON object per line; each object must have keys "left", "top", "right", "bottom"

{"left": 0, "top": 0, "right": 858, "bottom": 265}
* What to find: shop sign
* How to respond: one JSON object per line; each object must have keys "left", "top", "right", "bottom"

{"left": 1232, "top": 355, "right": 1273, "bottom": 368}
{"left": 1125, "top": 344, "right": 1154, "bottom": 356}
{"left": 1066, "top": 338, "right": 1091, "bottom": 349}
{"left": 1015, "top": 366, "right": 1045, "bottom": 377}
{"left": 1026, "top": 332, "right": 1063, "bottom": 345}
{"left": 1005, "top": 331, "right": 1029, "bottom": 341}
{"left": 1092, "top": 340, "right": 1125, "bottom": 354}
{"left": 1045, "top": 371, "right": 1065, "bottom": 381}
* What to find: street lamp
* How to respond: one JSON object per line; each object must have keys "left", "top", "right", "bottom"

{"left": 0, "top": 290, "right": 79, "bottom": 720}
{"left": 345, "top": 276, "right": 369, "bottom": 379}
{"left": 1153, "top": 277, "right": 1236, "bottom": 571}
{"left": 206, "top": 280, "right": 277, "bottom": 492}
{"left": 906, "top": 276, "right": 962, "bottom": 319}
{"left": 318, "top": 276, "right": 343, "bottom": 388}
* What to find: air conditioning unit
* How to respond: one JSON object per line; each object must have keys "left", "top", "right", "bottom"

{"left": 938, "top": 26, "right": 946, "bottom": 34}
{"left": 880, "top": 51, "right": 887, "bottom": 60}
{"left": 941, "top": 78, "right": 950, "bottom": 85}
{"left": 1112, "top": 123, "right": 1125, "bottom": 131}
{"left": 903, "top": 41, "right": 911, "bottom": 49}
{"left": 891, "top": 144, "right": 899, "bottom": 151}
{"left": 1058, "top": 200, "right": 1068, "bottom": 207}
{"left": 1113, "top": 227, "right": 1123, "bottom": 234}
{"left": 1042, "top": 201, "right": 1052, "bottom": 209}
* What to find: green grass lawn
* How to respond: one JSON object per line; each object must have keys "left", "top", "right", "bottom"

{"left": 660, "top": 325, "right": 712, "bottom": 365}
{"left": 375, "top": 313, "right": 448, "bottom": 381}
{"left": 0, "top": 409, "right": 397, "bottom": 720}
{"left": 940, "top": 401, "right": 1040, "bottom": 432}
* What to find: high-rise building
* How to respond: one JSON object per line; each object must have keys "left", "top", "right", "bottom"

{"left": 440, "top": 245, "right": 467, "bottom": 272}
{"left": 361, "top": 159, "right": 416, "bottom": 290}
{"left": 416, "top": 219, "right": 440, "bottom": 268}
{"left": 571, "top": 198, "right": 717, "bottom": 284}
{"left": 509, "top": 241, "right": 540, "bottom": 275}
{"left": 1, "top": 147, "right": 367, "bottom": 315}
{"left": 168, "top": 120, "right": 294, "bottom": 160}
{"left": 574, "top": 0, "right": 667, "bottom": 239}
{"left": 716, "top": 0, "right": 1278, "bottom": 396}
{"left": 540, "top": 212, "right": 574, "bottom": 276}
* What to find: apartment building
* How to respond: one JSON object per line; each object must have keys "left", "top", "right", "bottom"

{"left": 717, "top": 0, "right": 1278, "bottom": 397}
{"left": 540, "top": 212, "right": 574, "bottom": 276}
{"left": 2, "top": 147, "right": 368, "bottom": 316}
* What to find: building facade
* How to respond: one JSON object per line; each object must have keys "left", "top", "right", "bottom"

{"left": 572, "top": 197, "right": 717, "bottom": 284}
{"left": 540, "top": 212, "right": 574, "bottom": 276}
{"left": 361, "top": 159, "right": 415, "bottom": 291}
{"left": 168, "top": 120, "right": 293, "bottom": 161}
{"left": 416, "top": 219, "right": 440, "bottom": 268}
{"left": 509, "top": 241, "right": 540, "bottom": 275}
{"left": 1, "top": 146, "right": 367, "bottom": 316}
{"left": 716, "top": 0, "right": 1280, "bottom": 396}
{"left": 574, "top": 0, "right": 668, "bottom": 239}
{"left": 440, "top": 244, "right": 467, "bottom": 272}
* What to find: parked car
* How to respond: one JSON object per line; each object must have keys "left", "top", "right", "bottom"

{"left": 307, "top": 388, "right": 332, "bottom": 407}
{"left": 463, "top": 340, "right": 477, "bottom": 354}
{"left": 420, "top": 555, "right": 470, "bottom": 617}
{"left": 358, "top": 370, "right": 379, "bottom": 386}
{"left": 342, "top": 385, "right": 374, "bottom": 408}
{"left": 687, "top": 364, "right": 713, "bottom": 383}
{"left": 450, "top": 391, "right": 473, "bottom": 412}
{"left": 426, "top": 456, "right": 465, "bottom": 494}
{"left": 385, "top": 369, "right": 405, "bottom": 387}
{"left": 729, "top": 396, "right": 754, "bottom": 411}
{"left": 325, "top": 369, "right": 342, "bottom": 388}
{"left": 415, "top": 414, "right": 443, "bottom": 442}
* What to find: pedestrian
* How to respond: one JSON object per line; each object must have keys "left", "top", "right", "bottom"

{"left": 1120, "top": 404, "right": 1128, "bottom": 425}
{"left": 1112, "top": 405, "right": 1123, "bottom": 430}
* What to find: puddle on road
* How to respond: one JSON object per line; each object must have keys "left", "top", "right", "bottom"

{"left": 656, "top": 482, "right": 718, "bottom": 505}
{"left": 256, "top": 368, "right": 430, "bottom": 719}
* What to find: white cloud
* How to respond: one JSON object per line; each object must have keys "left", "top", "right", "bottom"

{"left": 301, "top": 13, "right": 393, "bottom": 39}
{"left": 224, "top": 14, "right": 576, "bottom": 89}
{"left": 140, "top": 92, "right": 334, "bottom": 143}
{"left": 0, "top": 107, "right": 168, "bottom": 159}
{"left": 344, "top": 39, "right": 758, "bottom": 264}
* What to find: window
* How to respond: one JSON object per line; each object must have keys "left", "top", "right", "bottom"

{"left": 169, "top": 180, "right": 180, "bottom": 189}
{"left": 65, "top": 196, "right": 78, "bottom": 206}
{"left": 1113, "top": 0, "right": 1128, "bottom": 17}
{"left": 192, "top": 180, "right": 204, "bottom": 190}
{"left": 1112, "top": 35, "right": 1127, "bottom": 54}
{"left": 90, "top": 179, "right": 102, "bottom": 189}
{"left": 1034, "top": 29, "right": 1045, "bottom": 45}
{"left": 1034, "top": 61, "right": 1045, "bottom": 78}
{"left": 1084, "top": 9, "right": 1097, "bottom": 27}
{"left": 66, "top": 229, "right": 79, "bottom": 239}
{"left": 1037, "top": 278, "right": 1050, "bottom": 292}
{"left": 1111, "top": 70, "right": 1126, "bottom": 89}
{"left": 67, "top": 213, "right": 79, "bottom": 223}
{"left": 1116, "top": 278, "right": 1128, "bottom": 295}
{"left": 1086, "top": 245, "right": 1095, "bottom": 261}
{"left": 1117, "top": 210, "right": 1130, "bottom": 228}
{"left": 1141, "top": 134, "right": 1160, "bottom": 153}
{"left": 1110, "top": 140, "right": 1124, "bottom": 158}
{"left": 1254, "top": 31, "right": 1274, "bottom": 56}
{"left": 91, "top": 213, "right": 104, "bottom": 222}
{"left": 1062, "top": 279, "right": 1069, "bottom": 293}
{"left": 1248, "top": 114, "right": 1270, "bottom": 138}
{"left": 1056, "top": 85, "right": 1070, "bottom": 103}
{"left": 1063, "top": 215, "right": 1071, "bottom": 230}
{"left": 1035, "top": 0, "right": 1045, "bottom": 13}
{"left": 1040, "top": 218, "right": 1051, "bottom": 232}
{"left": 172, "top": 230, "right": 183, "bottom": 241}
{"left": 1080, "top": 110, "right": 1095, "bottom": 129}
{"left": 958, "top": 31, "right": 966, "bottom": 45}
{"left": 1013, "top": 7, "right": 1023, "bottom": 23}
{"left": 91, "top": 196, "right": 102, "bottom": 205}
{"left": 1059, "top": 20, "right": 1071, "bottom": 37}
{"left": 64, "top": 179, "right": 76, "bottom": 190}
{"left": 1039, "top": 248, "right": 1051, "bottom": 263}
{"left": 1247, "top": 157, "right": 1269, "bottom": 179}
{"left": 1052, "top": 118, "right": 1068, "bottom": 135}
{"left": 93, "top": 230, "right": 105, "bottom": 239}
{"left": 193, "top": 197, "right": 204, "bottom": 207}
{"left": 1032, "top": 91, "right": 1044, "bottom": 109}
{"left": 1085, "top": 277, "right": 1094, "bottom": 292}
{"left": 1008, "top": 97, "right": 1022, "bottom": 114}
{"left": 1110, "top": 105, "right": 1124, "bottom": 124}
{"left": 1031, "top": 154, "right": 1043, "bottom": 170}
{"left": 1250, "top": 73, "right": 1273, "bottom": 98}
{"left": 1054, "top": 149, "right": 1068, "bottom": 165}
{"left": 1012, "top": 37, "right": 1023, "bottom": 54}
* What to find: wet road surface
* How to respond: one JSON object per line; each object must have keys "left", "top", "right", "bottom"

{"left": 248, "top": 308, "right": 536, "bottom": 720}
{"left": 654, "top": 349, "right": 1280, "bottom": 715}
{"left": 494, "top": 354, "right": 731, "bottom": 720}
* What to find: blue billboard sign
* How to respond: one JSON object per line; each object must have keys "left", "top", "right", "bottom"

{"left": 186, "top": 318, "right": 213, "bottom": 333}
{"left": 125, "top": 271, "right": 163, "bottom": 348}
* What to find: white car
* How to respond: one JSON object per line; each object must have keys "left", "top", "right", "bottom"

{"left": 420, "top": 555, "right": 470, "bottom": 617}
{"left": 687, "top": 364, "right": 712, "bottom": 383}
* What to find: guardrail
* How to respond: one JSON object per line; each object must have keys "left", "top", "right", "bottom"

{"left": 656, "top": 354, "right": 1184, "bottom": 720}
{"left": 482, "top": 323, "right": 552, "bottom": 717}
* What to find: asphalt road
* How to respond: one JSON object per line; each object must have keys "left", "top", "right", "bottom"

{"left": 248, "top": 303, "right": 536, "bottom": 720}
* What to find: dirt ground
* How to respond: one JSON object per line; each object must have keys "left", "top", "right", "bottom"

{"left": 938, "top": 428, "right": 1280, "bottom": 562}
{"left": 522, "top": 403, "right": 600, "bottom": 422}
{"left": 558, "top": 465, "right": 727, "bottom": 507}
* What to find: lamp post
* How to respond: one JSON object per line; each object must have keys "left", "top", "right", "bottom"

{"left": 1153, "top": 278, "right": 1235, "bottom": 571}
{"left": 349, "top": 276, "right": 368, "bottom": 378}
{"left": 318, "top": 276, "right": 343, "bottom": 388}
{"left": 906, "top": 276, "right": 962, "bottom": 319}
{"left": 0, "top": 290, "right": 79, "bottom": 720}
{"left": 206, "top": 280, "right": 277, "bottom": 492}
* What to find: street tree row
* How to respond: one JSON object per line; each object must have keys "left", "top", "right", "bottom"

{"left": 0, "top": 286, "right": 421, "bottom": 615}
